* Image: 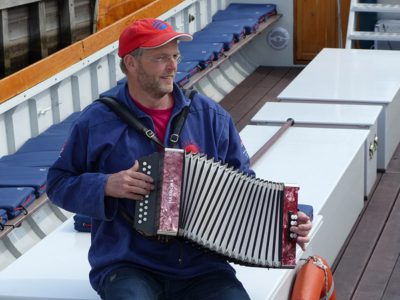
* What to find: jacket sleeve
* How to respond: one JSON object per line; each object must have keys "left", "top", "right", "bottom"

{"left": 46, "top": 120, "right": 118, "bottom": 220}
{"left": 218, "top": 114, "right": 255, "bottom": 177}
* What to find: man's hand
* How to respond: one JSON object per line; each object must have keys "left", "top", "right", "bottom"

{"left": 291, "top": 211, "right": 312, "bottom": 251}
{"left": 105, "top": 160, "right": 154, "bottom": 200}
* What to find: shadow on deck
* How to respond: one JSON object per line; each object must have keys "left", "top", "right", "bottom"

{"left": 219, "top": 66, "right": 400, "bottom": 300}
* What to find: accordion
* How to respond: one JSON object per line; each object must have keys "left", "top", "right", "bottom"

{"left": 134, "top": 148, "right": 299, "bottom": 268}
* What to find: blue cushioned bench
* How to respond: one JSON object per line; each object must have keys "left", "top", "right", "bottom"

{"left": 179, "top": 42, "right": 225, "bottom": 60}
{"left": 177, "top": 61, "right": 200, "bottom": 76}
{"left": 0, "top": 187, "right": 36, "bottom": 219}
{"left": 182, "top": 3, "right": 280, "bottom": 89}
{"left": 0, "top": 151, "right": 60, "bottom": 167}
{"left": 0, "top": 164, "right": 48, "bottom": 197}
{"left": 213, "top": 3, "right": 277, "bottom": 23}
{"left": 192, "top": 32, "right": 235, "bottom": 51}
{"left": 16, "top": 135, "right": 67, "bottom": 153}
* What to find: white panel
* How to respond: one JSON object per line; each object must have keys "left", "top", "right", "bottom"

{"left": 0, "top": 114, "right": 8, "bottom": 156}
{"left": 74, "top": 67, "right": 95, "bottom": 111}
{"left": 4, "top": 222, "right": 41, "bottom": 256}
{"left": 28, "top": 202, "right": 64, "bottom": 236}
{"left": 95, "top": 56, "right": 113, "bottom": 96}
{"left": 57, "top": 78, "right": 76, "bottom": 123}
{"left": 0, "top": 241, "right": 16, "bottom": 271}
{"left": 34, "top": 90, "right": 55, "bottom": 135}
{"left": 12, "top": 102, "right": 34, "bottom": 150}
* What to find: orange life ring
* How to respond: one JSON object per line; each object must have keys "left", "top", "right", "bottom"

{"left": 291, "top": 255, "right": 336, "bottom": 300}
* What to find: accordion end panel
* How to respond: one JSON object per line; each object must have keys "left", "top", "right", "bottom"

{"left": 281, "top": 184, "right": 299, "bottom": 268}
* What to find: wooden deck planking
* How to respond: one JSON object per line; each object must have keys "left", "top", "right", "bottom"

{"left": 333, "top": 173, "right": 400, "bottom": 300}
{"left": 220, "top": 65, "right": 400, "bottom": 300}
{"left": 386, "top": 143, "right": 400, "bottom": 174}
{"left": 220, "top": 66, "right": 301, "bottom": 131}
{"left": 352, "top": 189, "right": 400, "bottom": 300}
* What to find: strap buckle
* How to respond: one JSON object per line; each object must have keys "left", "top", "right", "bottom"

{"left": 170, "top": 133, "right": 180, "bottom": 144}
{"left": 145, "top": 129, "right": 155, "bottom": 139}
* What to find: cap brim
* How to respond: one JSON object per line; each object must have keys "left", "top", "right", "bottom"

{"left": 142, "top": 33, "right": 193, "bottom": 49}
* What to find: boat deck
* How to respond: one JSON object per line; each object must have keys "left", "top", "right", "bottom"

{"left": 220, "top": 66, "right": 400, "bottom": 300}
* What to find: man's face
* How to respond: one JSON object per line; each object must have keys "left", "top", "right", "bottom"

{"left": 135, "top": 40, "right": 180, "bottom": 99}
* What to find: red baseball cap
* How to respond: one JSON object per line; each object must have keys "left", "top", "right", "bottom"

{"left": 118, "top": 18, "right": 192, "bottom": 57}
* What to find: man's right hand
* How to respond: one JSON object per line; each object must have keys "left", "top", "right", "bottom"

{"left": 105, "top": 160, "right": 154, "bottom": 200}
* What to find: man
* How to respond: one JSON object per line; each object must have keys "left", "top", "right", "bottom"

{"left": 47, "top": 18, "right": 311, "bottom": 300}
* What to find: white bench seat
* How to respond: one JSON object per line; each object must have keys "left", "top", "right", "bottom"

{"left": 250, "top": 101, "right": 382, "bottom": 198}
{"left": 278, "top": 48, "right": 400, "bottom": 170}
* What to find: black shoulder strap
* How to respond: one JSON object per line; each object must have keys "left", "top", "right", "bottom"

{"left": 169, "top": 88, "right": 197, "bottom": 148}
{"left": 98, "top": 97, "right": 164, "bottom": 148}
{"left": 97, "top": 90, "right": 197, "bottom": 149}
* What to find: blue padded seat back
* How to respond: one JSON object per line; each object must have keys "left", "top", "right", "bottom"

{"left": 0, "top": 187, "right": 36, "bottom": 219}
{"left": 16, "top": 135, "right": 67, "bottom": 153}
{"left": 0, "top": 164, "right": 48, "bottom": 196}
{"left": 73, "top": 214, "right": 92, "bottom": 232}
{"left": 0, "top": 151, "right": 60, "bottom": 167}
{"left": 177, "top": 61, "right": 200, "bottom": 76}
{"left": 0, "top": 208, "right": 8, "bottom": 228}
{"left": 192, "top": 32, "right": 235, "bottom": 51}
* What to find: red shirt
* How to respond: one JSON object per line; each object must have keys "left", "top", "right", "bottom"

{"left": 133, "top": 99, "right": 174, "bottom": 143}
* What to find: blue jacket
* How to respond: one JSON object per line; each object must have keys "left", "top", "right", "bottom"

{"left": 46, "top": 82, "right": 254, "bottom": 295}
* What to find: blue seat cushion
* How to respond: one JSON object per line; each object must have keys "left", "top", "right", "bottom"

{"left": 0, "top": 151, "right": 60, "bottom": 167}
{"left": 192, "top": 32, "right": 235, "bottom": 51}
{"left": 211, "top": 18, "right": 260, "bottom": 35}
{"left": 179, "top": 47, "right": 215, "bottom": 66}
{"left": 225, "top": 3, "right": 277, "bottom": 19}
{"left": 0, "top": 164, "right": 48, "bottom": 196}
{"left": 179, "top": 42, "right": 225, "bottom": 60}
{"left": 0, "top": 187, "right": 36, "bottom": 219}
{"left": 177, "top": 61, "right": 200, "bottom": 76}
{"left": 200, "top": 22, "right": 246, "bottom": 41}
{"left": 16, "top": 135, "right": 67, "bottom": 153}
{"left": 73, "top": 214, "right": 92, "bottom": 232}
{"left": 213, "top": 10, "right": 267, "bottom": 23}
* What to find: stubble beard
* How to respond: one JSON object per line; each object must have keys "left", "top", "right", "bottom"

{"left": 137, "top": 63, "right": 174, "bottom": 99}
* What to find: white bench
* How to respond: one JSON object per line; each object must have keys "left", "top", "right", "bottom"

{"left": 278, "top": 48, "right": 400, "bottom": 170}
{"left": 0, "top": 218, "right": 99, "bottom": 300}
{"left": 240, "top": 125, "right": 368, "bottom": 267}
{"left": 0, "top": 212, "right": 323, "bottom": 300}
{"left": 250, "top": 101, "right": 382, "bottom": 198}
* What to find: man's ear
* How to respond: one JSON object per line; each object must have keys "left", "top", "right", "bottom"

{"left": 123, "top": 55, "right": 136, "bottom": 70}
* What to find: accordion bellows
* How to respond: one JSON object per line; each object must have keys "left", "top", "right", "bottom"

{"left": 135, "top": 148, "right": 298, "bottom": 268}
